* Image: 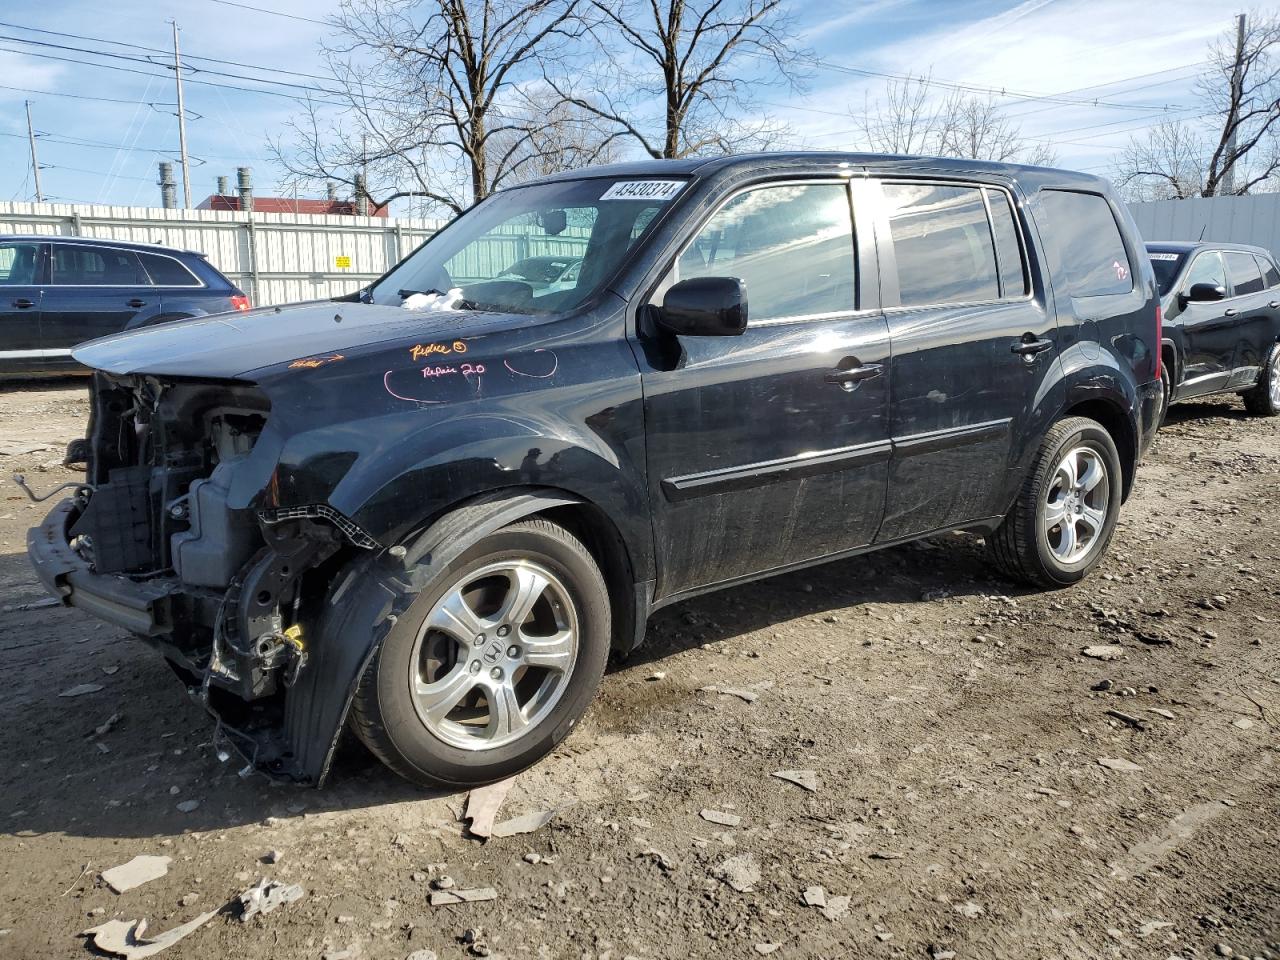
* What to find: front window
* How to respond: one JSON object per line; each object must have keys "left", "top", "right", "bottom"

{"left": 368, "top": 178, "right": 682, "bottom": 314}
{"left": 1184, "top": 251, "right": 1226, "bottom": 293}
{"left": 671, "top": 182, "right": 857, "bottom": 322}
{"left": 0, "top": 243, "right": 41, "bottom": 286}
{"left": 1148, "top": 251, "right": 1184, "bottom": 296}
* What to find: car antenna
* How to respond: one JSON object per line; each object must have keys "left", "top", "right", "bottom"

{"left": 1197, "top": 224, "right": 1207, "bottom": 241}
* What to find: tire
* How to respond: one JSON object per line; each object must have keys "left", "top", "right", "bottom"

{"left": 1242, "top": 341, "right": 1280, "bottom": 416}
{"left": 1157, "top": 360, "right": 1172, "bottom": 427}
{"left": 349, "top": 517, "right": 610, "bottom": 789}
{"left": 986, "top": 416, "right": 1123, "bottom": 588}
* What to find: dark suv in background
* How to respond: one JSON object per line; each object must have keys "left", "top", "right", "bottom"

{"left": 28, "top": 153, "right": 1161, "bottom": 790}
{"left": 1148, "top": 241, "right": 1280, "bottom": 421}
{"left": 0, "top": 235, "right": 249, "bottom": 378}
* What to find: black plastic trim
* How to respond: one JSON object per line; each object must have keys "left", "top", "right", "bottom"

{"left": 660, "top": 439, "right": 893, "bottom": 502}
{"left": 890, "top": 418, "right": 1012, "bottom": 458}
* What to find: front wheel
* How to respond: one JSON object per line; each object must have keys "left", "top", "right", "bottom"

{"left": 349, "top": 517, "right": 610, "bottom": 788}
{"left": 1242, "top": 342, "right": 1280, "bottom": 417}
{"left": 987, "top": 416, "right": 1123, "bottom": 588}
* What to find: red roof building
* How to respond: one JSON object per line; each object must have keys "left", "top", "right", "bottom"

{"left": 197, "top": 195, "right": 389, "bottom": 217}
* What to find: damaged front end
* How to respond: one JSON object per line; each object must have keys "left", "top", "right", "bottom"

{"left": 26, "top": 372, "right": 390, "bottom": 784}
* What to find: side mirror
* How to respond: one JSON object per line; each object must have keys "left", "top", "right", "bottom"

{"left": 1183, "top": 282, "right": 1227, "bottom": 305}
{"left": 658, "top": 277, "right": 747, "bottom": 337}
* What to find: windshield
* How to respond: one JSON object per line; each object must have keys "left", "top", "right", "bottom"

{"left": 368, "top": 178, "right": 683, "bottom": 313}
{"left": 1148, "top": 250, "right": 1185, "bottom": 296}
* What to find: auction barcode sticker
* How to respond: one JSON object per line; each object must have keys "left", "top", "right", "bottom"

{"left": 1148, "top": 253, "right": 1180, "bottom": 261}
{"left": 600, "top": 180, "right": 685, "bottom": 202}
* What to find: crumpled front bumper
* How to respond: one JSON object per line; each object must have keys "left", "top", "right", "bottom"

{"left": 26, "top": 499, "right": 177, "bottom": 637}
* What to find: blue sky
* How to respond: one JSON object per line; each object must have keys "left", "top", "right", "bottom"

{"left": 0, "top": 0, "right": 1236, "bottom": 213}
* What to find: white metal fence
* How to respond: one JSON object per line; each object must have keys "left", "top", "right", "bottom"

{"left": 1128, "top": 194, "right": 1280, "bottom": 259}
{"left": 0, "top": 201, "right": 444, "bottom": 306}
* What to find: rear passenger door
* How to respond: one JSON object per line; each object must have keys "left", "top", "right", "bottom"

{"left": 40, "top": 244, "right": 150, "bottom": 352}
{"left": 871, "top": 179, "right": 1050, "bottom": 542}
{"left": 1221, "top": 251, "right": 1273, "bottom": 390}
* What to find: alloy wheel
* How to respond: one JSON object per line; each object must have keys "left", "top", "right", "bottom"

{"left": 408, "top": 560, "right": 579, "bottom": 751}
{"left": 1043, "top": 446, "right": 1110, "bottom": 565}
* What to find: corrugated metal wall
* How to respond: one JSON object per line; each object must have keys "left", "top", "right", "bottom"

{"left": 0, "top": 201, "right": 444, "bottom": 306}
{"left": 1128, "top": 194, "right": 1280, "bottom": 258}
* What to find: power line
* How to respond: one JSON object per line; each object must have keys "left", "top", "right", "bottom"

{"left": 0, "top": 81, "right": 174, "bottom": 105}
{"left": 749, "top": 50, "right": 1186, "bottom": 113}
{"left": 201, "top": 0, "right": 328, "bottom": 26}
{"left": 0, "top": 19, "right": 339, "bottom": 83}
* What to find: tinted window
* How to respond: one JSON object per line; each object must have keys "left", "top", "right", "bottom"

{"left": 882, "top": 183, "right": 999, "bottom": 306}
{"left": 51, "top": 245, "right": 143, "bottom": 286}
{"left": 1225, "top": 251, "right": 1264, "bottom": 296}
{"left": 1040, "top": 190, "right": 1133, "bottom": 298}
{"left": 987, "top": 188, "right": 1028, "bottom": 297}
{"left": 1256, "top": 254, "right": 1280, "bottom": 288}
{"left": 678, "top": 183, "right": 856, "bottom": 322}
{"left": 1148, "top": 251, "right": 1185, "bottom": 296}
{"left": 374, "top": 177, "right": 671, "bottom": 314}
{"left": 1184, "top": 251, "right": 1226, "bottom": 291}
{"left": 0, "top": 243, "right": 41, "bottom": 286}
{"left": 139, "top": 251, "right": 200, "bottom": 286}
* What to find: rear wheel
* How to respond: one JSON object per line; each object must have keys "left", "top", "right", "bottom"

{"left": 349, "top": 517, "right": 610, "bottom": 788}
{"left": 1242, "top": 342, "right": 1280, "bottom": 417}
{"left": 987, "top": 416, "right": 1123, "bottom": 588}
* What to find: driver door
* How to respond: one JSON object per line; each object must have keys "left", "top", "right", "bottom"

{"left": 1177, "top": 250, "right": 1233, "bottom": 396}
{"left": 634, "top": 180, "right": 892, "bottom": 598}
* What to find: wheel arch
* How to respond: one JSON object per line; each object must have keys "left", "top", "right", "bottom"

{"left": 1060, "top": 396, "right": 1136, "bottom": 501}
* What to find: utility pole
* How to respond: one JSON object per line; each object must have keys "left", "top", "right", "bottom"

{"left": 171, "top": 20, "right": 193, "bottom": 208}
{"left": 1222, "top": 12, "right": 1246, "bottom": 196}
{"left": 25, "top": 100, "right": 43, "bottom": 203}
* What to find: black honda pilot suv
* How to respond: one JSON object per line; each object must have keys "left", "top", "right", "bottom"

{"left": 26, "top": 153, "right": 1163, "bottom": 789}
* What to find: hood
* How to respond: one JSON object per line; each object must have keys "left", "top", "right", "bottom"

{"left": 73, "top": 300, "right": 530, "bottom": 380}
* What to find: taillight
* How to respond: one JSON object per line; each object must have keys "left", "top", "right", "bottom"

{"left": 1154, "top": 304, "right": 1163, "bottom": 378}
{"left": 230, "top": 294, "right": 251, "bottom": 312}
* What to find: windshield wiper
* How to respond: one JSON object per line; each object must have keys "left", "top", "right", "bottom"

{"left": 398, "top": 288, "right": 447, "bottom": 299}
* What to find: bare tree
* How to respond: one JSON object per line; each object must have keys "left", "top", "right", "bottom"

{"left": 1115, "top": 13, "right": 1280, "bottom": 200}
{"left": 854, "top": 75, "right": 1056, "bottom": 165}
{"left": 939, "top": 93, "right": 1056, "bottom": 165}
{"left": 856, "top": 74, "right": 947, "bottom": 155}
{"left": 272, "top": 0, "right": 609, "bottom": 215}
{"left": 548, "top": 0, "right": 806, "bottom": 159}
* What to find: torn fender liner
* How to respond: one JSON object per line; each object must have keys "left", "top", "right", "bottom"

{"left": 224, "top": 487, "right": 584, "bottom": 785}
{"left": 284, "top": 553, "right": 407, "bottom": 783}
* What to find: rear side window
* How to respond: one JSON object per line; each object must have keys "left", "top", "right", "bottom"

{"left": 882, "top": 183, "right": 999, "bottom": 306}
{"left": 51, "top": 245, "right": 144, "bottom": 286}
{"left": 0, "top": 243, "right": 41, "bottom": 285}
{"left": 986, "top": 189, "right": 1028, "bottom": 297}
{"left": 1224, "top": 251, "right": 1264, "bottom": 296}
{"left": 138, "top": 251, "right": 202, "bottom": 287}
{"left": 1040, "top": 190, "right": 1133, "bottom": 298}
{"left": 677, "top": 182, "right": 856, "bottom": 322}
{"left": 1255, "top": 254, "right": 1280, "bottom": 288}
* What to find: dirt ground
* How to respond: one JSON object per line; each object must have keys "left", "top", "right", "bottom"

{"left": 0, "top": 379, "right": 1277, "bottom": 960}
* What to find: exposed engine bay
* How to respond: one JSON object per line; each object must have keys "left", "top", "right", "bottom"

{"left": 37, "top": 372, "right": 376, "bottom": 779}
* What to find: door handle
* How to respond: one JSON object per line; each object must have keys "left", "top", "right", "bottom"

{"left": 11, "top": 298, "right": 34, "bottom": 309}
{"left": 127, "top": 298, "right": 147, "bottom": 308}
{"left": 1224, "top": 308, "right": 1238, "bottom": 317}
{"left": 1270, "top": 301, "right": 1279, "bottom": 309}
{"left": 1011, "top": 334, "right": 1054, "bottom": 357}
{"left": 824, "top": 361, "right": 883, "bottom": 389}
